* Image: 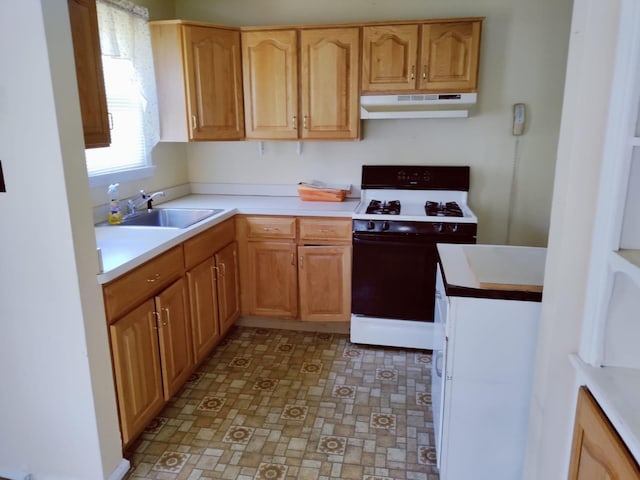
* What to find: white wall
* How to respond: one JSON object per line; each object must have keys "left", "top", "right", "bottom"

{"left": 523, "top": 0, "right": 622, "bottom": 477}
{"left": 0, "top": 1, "right": 123, "bottom": 478}
{"left": 172, "top": 0, "right": 572, "bottom": 246}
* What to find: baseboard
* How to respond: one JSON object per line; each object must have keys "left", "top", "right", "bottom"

{"left": 107, "top": 459, "right": 131, "bottom": 480}
{"left": 236, "top": 316, "right": 350, "bottom": 335}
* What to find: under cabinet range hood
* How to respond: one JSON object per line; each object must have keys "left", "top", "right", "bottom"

{"left": 360, "top": 93, "right": 477, "bottom": 119}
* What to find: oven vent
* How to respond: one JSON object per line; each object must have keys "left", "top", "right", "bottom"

{"left": 360, "top": 93, "right": 477, "bottom": 119}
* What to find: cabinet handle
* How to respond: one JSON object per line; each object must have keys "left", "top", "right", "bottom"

{"left": 422, "top": 65, "right": 427, "bottom": 80}
{"left": 262, "top": 227, "right": 279, "bottom": 232}
{"left": 319, "top": 229, "right": 333, "bottom": 233}
{"left": 161, "top": 307, "right": 170, "bottom": 327}
{"left": 290, "top": 253, "right": 295, "bottom": 265}
{"left": 211, "top": 265, "right": 219, "bottom": 281}
{"left": 220, "top": 262, "right": 227, "bottom": 277}
{"left": 108, "top": 112, "right": 114, "bottom": 130}
{"left": 146, "top": 273, "right": 160, "bottom": 283}
{"left": 299, "top": 256, "right": 304, "bottom": 269}
{"left": 435, "top": 350, "right": 443, "bottom": 378}
{"left": 410, "top": 65, "right": 415, "bottom": 80}
{"left": 292, "top": 115, "right": 297, "bottom": 129}
{"left": 303, "top": 115, "right": 308, "bottom": 129}
{"left": 152, "top": 311, "right": 161, "bottom": 329}
{"left": 191, "top": 115, "right": 198, "bottom": 130}
{"left": 435, "top": 291, "right": 441, "bottom": 299}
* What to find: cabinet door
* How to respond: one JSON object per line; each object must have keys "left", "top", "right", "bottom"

{"left": 242, "top": 30, "right": 299, "bottom": 139}
{"left": 298, "top": 246, "right": 351, "bottom": 322}
{"left": 155, "top": 278, "right": 194, "bottom": 399}
{"left": 187, "top": 258, "right": 220, "bottom": 364}
{"left": 362, "top": 25, "right": 419, "bottom": 92}
{"left": 109, "top": 299, "right": 163, "bottom": 446}
{"left": 419, "top": 21, "right": 481, "bottom": 92}
{"left": 216, "top": 241, "right": 241, "bottom": 334}
{"left": 569, "top": 387, "right": 640, "bottom": 479}
{"left": 183, "top": 26, "right": 244, "bottom": 140}
{"left": 300, "top": 28, "right": 360, "bottom": 140}
{"left": 68, "top": 0, "right": 110, "bottom": 148}
{"left": 247, "top": 242, "right": 298, "bottom": 317}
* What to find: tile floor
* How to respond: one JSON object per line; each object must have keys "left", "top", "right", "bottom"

{"left": 125, "top": 326, "right": 438, "bottom": 480}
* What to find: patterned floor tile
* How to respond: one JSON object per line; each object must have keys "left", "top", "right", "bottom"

{"left": 281, "top": 404, "right": 309, "bottom": 420}
{"left": 223, "top": 425, "right": 255, "bottom": 444}
{"left": 333, "top": 384, "right": 357, "bottom": 399}
{"left": 418, "top": 445, "right": 437, "bottom": 465}
{"left": 197, "top": 395, "right": 226, "bottom": 412}
{"left": 300, "top": 360, "right": 323, "bottom": 374}
{"left": 151, "top": 451, "right": 190, "bottom": 473}
{"left": 255, "top": 462, "right": 288, "bottom": 480}
{"left": 143, "top": 416, "right": 167, "bottom": 434}
{"left": 370, "top": 413, "right": 396, "bottom": 429}
{"left": 376, "top": 367, "right": 399, "bottom": 381}
{"left": 228, "top": 355, "right": 252, "bottom": 368}
{"left": 416, "top": 392, "right": 432, "bottom": 405}
{"left": 317, "top": 435, "right": 347, "bottom": 455}
{"left": 252, "top": 377, "right": 279, "bottom": 391}
{"left": 126, "top": 326, "right": 437, "bottom": 480}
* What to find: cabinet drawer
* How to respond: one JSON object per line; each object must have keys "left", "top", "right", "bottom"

{"left": 299, "top": 217, "right": 351, "bottom": 243}
{"left": 245, "top": 216, "right": 296, "bottom": 240}
{"left": 103, "top": 246, "right": 184, "bottom": 322}
{"left": 183, "top": 218, "right": 235, "bottom": 269}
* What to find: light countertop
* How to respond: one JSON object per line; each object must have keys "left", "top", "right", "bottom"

{"left": 95, "top": 194, "right": 359, "bottom": 284}
{"left": 437, "top": 243, "right": 546, "bottom": 301}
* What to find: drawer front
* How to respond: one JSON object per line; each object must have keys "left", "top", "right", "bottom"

{"left": 103, "top": 246, "right": 184, "bottom": 322}
{"left": 245, "top": 216, "right": 296, "bottom": 240}
{"left": 299, "top": 217, "right": 351, "bottom": 243}
{"left": 184, "top": 218, "right": 235, "bottom": 269}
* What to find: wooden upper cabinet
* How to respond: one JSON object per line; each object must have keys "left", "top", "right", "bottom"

{"left": 419, "top": 21, "right": 481, "bottom": 92}
{"left": 362, "top": 19, "right": 482, "bottom": 94}
{"left": 150, "top": 21, "right": 244, "bottom": 141}
{"left": 300, "top": 28, "right": 360, "bottom": 140}
{"left": 569, "top": 387, "right": 640, "bottom": 480}
{"left": 362, "top": 24, "right": 419, "bottom": 93}
{"left": 68, "top": 0, "right": 111, "bottom": 148}
{"left": 242, "top": 30, "right": 299, "bottom": 140}
{"left": 183, "top": 26, "right": 244, "bottom": 140}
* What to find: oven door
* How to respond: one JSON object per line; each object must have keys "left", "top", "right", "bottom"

{"left": 352, "top": 232, "right": 459, "bottom": 321}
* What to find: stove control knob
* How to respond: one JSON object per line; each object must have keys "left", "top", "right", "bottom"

{"left": 434, "top": 223, "right": 443, "bottom": 233}
{"left": 367, "top": 221, "right": 375, "bottom": 230}
{"left": 382, "top": 221, "right": 390, "bottom": 231}
{"left": 448, "top": 224, "right": 459, "bottom": 233}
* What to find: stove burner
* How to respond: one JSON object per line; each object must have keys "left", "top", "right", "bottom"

{"left": 425, "top": 201, "right": 464, "bottom": 217}
{"left": 366, "top": 200, "right": 401, "bottom": 215}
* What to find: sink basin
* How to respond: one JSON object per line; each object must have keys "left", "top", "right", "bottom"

{"left": 115, "top": 208, "right": 223, "bottom": 229}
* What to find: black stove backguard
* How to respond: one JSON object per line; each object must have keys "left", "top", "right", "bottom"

{"left": 361, "top": 165, "right": 470, "bottom": 191}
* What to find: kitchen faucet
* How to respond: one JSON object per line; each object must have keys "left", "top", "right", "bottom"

{"left": 127, "top": 189, "right": 165, "bottom": 215}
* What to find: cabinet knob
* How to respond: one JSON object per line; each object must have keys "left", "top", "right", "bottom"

{"left": 411, "top": 65, "right": 415, "bottom": 80}
{"left": 292, "top": 115, "right": 297, "bottom": 129}
{"left": 146, "top": 273, "right": 161, "bottom": 283}
{"left": 303, "top": 115, "right": 308, "bottom": 129}
{"left": 191, "top": 115, "right": 198, "bottom": 130}
{"left": 422, "top": 65, "right": 427, "bottom": 80}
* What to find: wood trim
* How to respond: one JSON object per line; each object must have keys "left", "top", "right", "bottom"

{"left": 240, "top": 17, "right": 485, "bottom": 32}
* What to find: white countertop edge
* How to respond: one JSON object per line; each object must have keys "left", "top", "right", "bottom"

{"left": 95, "top": 193, "right": 360, "bottom": 284}
{"left": 570, "top": 353, "right": 640, "bottom": 462}
{"left": 96, "top": 209, "right": 238, "bottom": 284}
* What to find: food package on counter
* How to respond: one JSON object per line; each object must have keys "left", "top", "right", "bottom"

{"left": 297, "top": 180, "right": 351, "bottom": 202}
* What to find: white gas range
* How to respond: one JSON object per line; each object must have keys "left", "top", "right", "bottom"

{"left": 350, "top": 165, "right": 478, "bottom": 350}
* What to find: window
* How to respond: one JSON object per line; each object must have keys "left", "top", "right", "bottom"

{"left": 85, "top": 0, "right": 159, "bottom": 187}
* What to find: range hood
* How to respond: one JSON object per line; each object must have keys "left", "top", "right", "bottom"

{"left": 360, "top": 93, "right": 477, "bottom": 119}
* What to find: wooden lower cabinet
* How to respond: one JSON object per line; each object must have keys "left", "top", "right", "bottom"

{"left": 247, "top": 241, "right": 298, "bottom": 318}
{"left": 298, "top": 245, "right": 351, "bottom": 322}
{"left": 187, "top": 241, "right": 240, "bottom": 364}
{"left": 569, "top": 387, "right": 640, "bottom": 479}
{"left": 187, "top": 257, "right": 221, "bottom": 363}
{"left": 155, "top": 278, "right": 194, "bottom": 399}
{"left": 109, "top": 300, "right": 165, "bottom": 447}
{"left": 216, "top": 241, "right": 241, "bottom": 334}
